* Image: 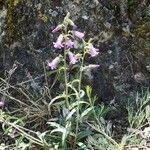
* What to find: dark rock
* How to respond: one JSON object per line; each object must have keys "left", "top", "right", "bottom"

{"left": 0, "top": 0, "right": 149, "bottom": 111}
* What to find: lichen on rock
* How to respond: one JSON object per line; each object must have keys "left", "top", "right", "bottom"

{"left": 2, "top": 0, "right": 22, "bottom": 43}
{"left": 0, "top": 0, "right": 149, "bottom": 113}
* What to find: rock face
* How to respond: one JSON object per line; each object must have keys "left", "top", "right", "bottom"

{"left": 0, "top": 0, "right": 150, "bottom": 112}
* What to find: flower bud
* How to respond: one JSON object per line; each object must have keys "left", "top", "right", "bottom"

{"left": 48, "top": 57, "right": 60, "bottom": 70}
{"left": 52, "top": 25, "right": 62, "bottom": 33}
{"left": 53, "top": 34, "right": 64, "bottom": 49}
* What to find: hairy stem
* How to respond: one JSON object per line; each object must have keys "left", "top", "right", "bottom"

{"left": 64, "top": 27, "right": 69, "bottom": 108}
{"left": 74, "top": 48, "right": 86, "bottom": 149}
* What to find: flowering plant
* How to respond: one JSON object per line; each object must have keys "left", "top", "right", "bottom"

{"left": 47, "top": 12, "right": 100, "bottom": 149}
{"left": 49, "top": 13, "right": 99, "bottom": 70}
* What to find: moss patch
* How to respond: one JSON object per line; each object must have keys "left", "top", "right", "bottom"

{"left": 134, "top": 19, "right": 150, "bottom": 39}
{"left": 133, "top": 18, "right": 150, "bottom": 56}
{"left": 2, "top": 0, "right": 22, "bottom": 43}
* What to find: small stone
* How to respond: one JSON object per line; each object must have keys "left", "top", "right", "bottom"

{"left": 134, "top": 72, "right": 145, "bottom": 83}
{"left": 146, "top": 64, "right": 150, "bottom": 72}
{"left": 82, "top": 15, "right": 89, "bottom": 20}
{"left": 51, "top": 11, "right": 58, "bottom": 17}
{"left": 109, "top": 64, "right": 114, "bottom": 70}
{"left": 107, "top": 50, "right": 112, "bottom": 54}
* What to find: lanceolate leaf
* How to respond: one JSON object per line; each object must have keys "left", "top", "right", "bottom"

{"left": 66, "top": 108, "right": 76, "bottom": 121}
{"left": 80, "top": 107, "right": 93, "bottom": 120}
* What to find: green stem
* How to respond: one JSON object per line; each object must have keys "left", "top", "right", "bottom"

{"left": 64, "top": 28, "right": 69, "bottom": 108}
{"left": 74, "top": 49, "right": 86, "bottom": 149}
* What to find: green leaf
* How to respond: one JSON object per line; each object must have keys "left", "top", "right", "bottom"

{"left": 79, "top": 90, "right": 85, "bottom": 98}
{"left": 62, "top": 122, "right": 71, "bottom": 145}
{"left": 80, "top": 107, "right": 92, "bottom": 120}
{"left": 77, "top": 130, "right": 93, "bottom": 140}
{"left": 51, "top": 128, "right": 66, "bottom": 134}
{"left": 48, "top": 94, "right": 66, "bottom": 107}
{"left": 47, "top": 122, "right": 63, "bottom": 129}
{"left": 86, "top": 85, "right": 92, "bottom": 97}
{"left": 69, "top": 101, "right": 89, "bottom": 110}
{"left": 66, "top": 108, "right": 76, "bottom": 121}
